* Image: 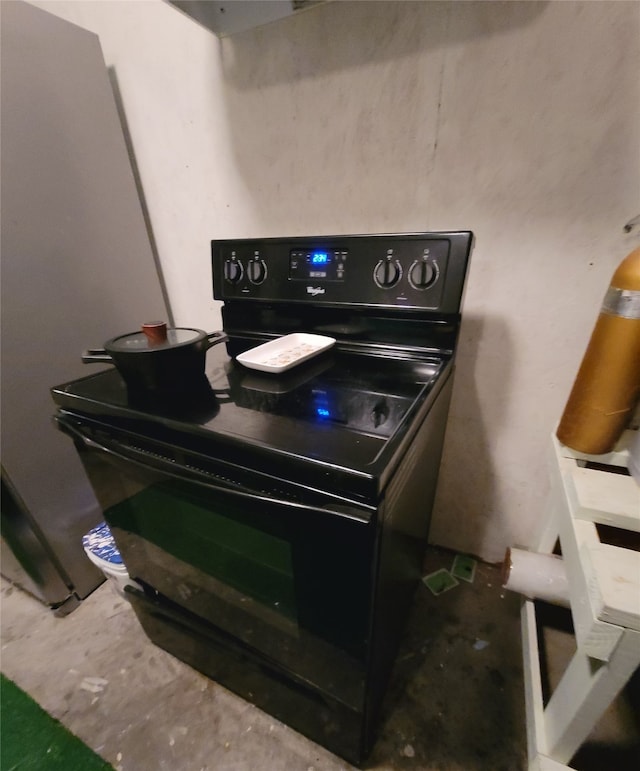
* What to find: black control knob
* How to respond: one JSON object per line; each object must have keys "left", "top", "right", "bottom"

{"left": 247, "top": 259, "right": 267, "bottom": 285}
{"left": 374, "top": 258, "right": 402, "bottom": 289}
{"left": 224, "top": 259, "right": 243, "bottom": 284}
{"left": 408, "top": 259, "right": 438, "bottom": 290}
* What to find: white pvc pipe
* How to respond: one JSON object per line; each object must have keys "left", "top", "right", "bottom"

{"left": 501, "top": 547, "right": 570, "bottom": 608}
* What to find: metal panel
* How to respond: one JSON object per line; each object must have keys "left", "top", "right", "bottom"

{"left": 0, "top": 1, "right": 168, "bottom": 603}
{"left": 167, "top": 1, "right": 323, "bottom": 37}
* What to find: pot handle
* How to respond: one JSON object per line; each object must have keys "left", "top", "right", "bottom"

{"left": 82, "top": 349, "right": 113, "bottom": 364}
{"left": 206, "top": 331, "right": 229, "bottom": 349}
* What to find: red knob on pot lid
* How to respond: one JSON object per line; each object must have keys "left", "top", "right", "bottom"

{"left": 142, "top": 321, "right": 168, "bottom": 346}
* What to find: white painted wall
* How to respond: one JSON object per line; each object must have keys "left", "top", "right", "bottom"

{"left": 29, "top": 0, "right": 640, "bottom": 562}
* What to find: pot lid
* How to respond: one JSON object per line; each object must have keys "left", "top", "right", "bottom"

{"left": 107, "top": 326, "right": 203, "bottom": 352}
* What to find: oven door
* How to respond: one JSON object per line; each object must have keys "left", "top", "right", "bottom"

{"left": 58, "top": 415, "right": 375, "bottom": 713}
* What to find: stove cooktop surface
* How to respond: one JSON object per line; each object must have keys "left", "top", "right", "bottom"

{"left": 53, "top": 341, "right": 450, "bottom": 476}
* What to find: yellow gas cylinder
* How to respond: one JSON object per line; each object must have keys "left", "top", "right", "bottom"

{"left": 556, "top": 247, "right": 640, "bottom": 454}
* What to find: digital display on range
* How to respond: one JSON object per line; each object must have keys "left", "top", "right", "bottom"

{"left": 289, "top": 248, "right": 348, "bottom": 281}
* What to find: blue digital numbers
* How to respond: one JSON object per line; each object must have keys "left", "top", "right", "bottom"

{"left": 311, "top": 252, "right": 329, "bottom": 265}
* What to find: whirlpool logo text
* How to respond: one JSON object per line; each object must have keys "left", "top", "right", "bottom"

{"left": 306, "top": 286, "right": 325, "bottom": 296}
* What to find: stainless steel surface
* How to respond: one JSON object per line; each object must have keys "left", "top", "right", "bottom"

{"left": 167, "top": 1, "right": 324, "bottom": 38}
{"left": 0, "top": 476, "right": 79, "bottom": 612}
{"left": 0, "top": 1, "right": 168, "bottom": 607}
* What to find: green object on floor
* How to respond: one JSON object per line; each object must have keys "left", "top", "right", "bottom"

{"left": 451, "top": 553, "right": 477, "bottom": 583}
{"left": 0, "top": 673, "right": 113, "bottom": 771}
{"left": 422, "top": 567, "right": 459, "bottom": 595}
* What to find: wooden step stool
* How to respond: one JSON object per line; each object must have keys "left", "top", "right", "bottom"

{"left": 521, "top": 430, "right": 640, "bottom": 770}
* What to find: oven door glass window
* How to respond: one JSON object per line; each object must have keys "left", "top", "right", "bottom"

{"left": 119, "top": 479, "right": 298, "bottom": 623}
{"left": 77, "top": 441, "right": 373, "bottom": 711}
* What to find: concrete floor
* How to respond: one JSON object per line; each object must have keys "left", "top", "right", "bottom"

{"left": 1, "top": 546, "right": 638, "bottom": 771}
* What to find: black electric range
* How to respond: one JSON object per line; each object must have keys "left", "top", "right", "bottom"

{"left": 52, "top": 231, "right": 473, "bottom": 765}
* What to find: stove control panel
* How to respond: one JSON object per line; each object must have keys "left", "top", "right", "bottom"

{"left": 213, "top": 232, "right": 473, "bottom": 314}
{"left": 289, "top": 248, "right": 348, "bottom": 282}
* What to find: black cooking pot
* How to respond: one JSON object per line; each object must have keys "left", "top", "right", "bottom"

{"left": 82, "top": 322, "right": 228, "bottom": 393}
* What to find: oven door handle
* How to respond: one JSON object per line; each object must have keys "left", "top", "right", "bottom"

{"left": 56, "top": 416, "right": 372, "bottom": 523}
